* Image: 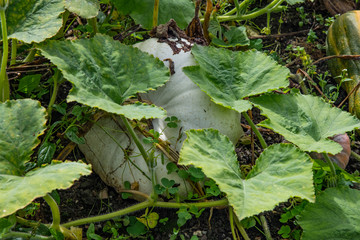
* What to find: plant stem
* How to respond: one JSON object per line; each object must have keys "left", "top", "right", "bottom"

{"left": 23, "top": 48, "right": 36, "bottom": 63}
{"left": 322, "top": 153, "right": 337, "bottom": 187}
{"left": 216, "top": 0, "right": 285, "bottom": 23}
{"left": 0, "top": 7, "right": 9, "bottom": 102}
{"left": 351, "top": 150, "right": 360, "bottom": 162}
{"left": 63, "top": 201, "right": 153, "bottom": 227}
{"left": 154, "top": 199, "right": 228, "bottom": 208}
{"left": 63, "top": 199, "right": 228, "bottom": 227}
{"left": 260, "top": 214, "right": 273, "bottom": 240}
{"left": 233, "top": 212, "right": 250, "bottom": 240}
{"left": 223, "top": 0, "right": 250, "bottom": 16}
{"left": 2, "top": 232, "right": 53, "bottom": 240}
{"left": 88, "top": 17, "right": 98, "bottom": 36}
{"left": 120, "top": 115, "right": 150, "bottom": 163}
{"left": 43, "top": 194, "right": 61, "bottom": 231}
{"left": 96, "top": 118, "right": 151, "bottom": 180}
{"left": 242, "top": 111, "right": 268, "bottom": 149}
{"left": 47, "top": 69, "right": 61, "bottom": 117}
{"left": 16, "top": 216, "right": 42, "bottom": 227}
{"left": 233, "top": 0, "right": 241, "bottom": 15}
{"left": 152, "top": 0, "right": 160, "bottom": 27}
{"left": 10, "top": 39, "right": 16, "bottom": 65}
{"left": 229, "top": 207, "right": 237, "bottom": 240}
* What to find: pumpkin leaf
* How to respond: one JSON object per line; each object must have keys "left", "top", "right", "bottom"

{"left": 178, "top": 129, "right": 314, "bottom": 220}
{"left": 212, "top": 26, "right": 250, "bottom": 48}
{"left": 0, "top": 162, "right": 91, "bottom": 218}
{"left": 251, "top": 94, "right": 360, "bottom": 154}
{"left": 111, "top": 0, "right": 194, "bottom": 29}
{"left": 65, "top": 0, "right": 99, "bottom": 18}
{"left": 0, "top": 99, "right": 46, "bottom": 176}
{"left": 183, "top": 45, "right": 289, "bottom": 113}
{"left": 3, "top": 0, "right": 64, "bottom": 43}
{"left": 37, "top": 34, "right": 169, "bottom": 119}
{"left": 297, "top": 187, "right": 360, "bottom": 240}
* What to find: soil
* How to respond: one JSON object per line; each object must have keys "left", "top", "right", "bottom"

{"left": 25, "top": 1, "right": 360, "bottom": 239}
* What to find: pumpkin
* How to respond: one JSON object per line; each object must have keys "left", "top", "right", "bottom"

{"left": 310, "top": 133, "right": 351, "bottom": 169}
{"left": 135, "top": 38, "right": 243, "bottom": 150}
{"left": 326, "top": 10, "right": 360, "bottom": 118}
{"left": 79, "top": 38, "right": 243, "bottom": 197}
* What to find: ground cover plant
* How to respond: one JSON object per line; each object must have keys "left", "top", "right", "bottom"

{"left": 1, "top": 0, "right": 360, "bottom": 239}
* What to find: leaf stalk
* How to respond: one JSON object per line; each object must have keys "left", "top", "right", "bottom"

{"left": 43, "top": 194, "right": 61, "bottom": 231}
{"left": 0, "top": 7, "right": 9, "bottom": 101}
{"left": 242, "top": 111, "right": 268, "bottom": 149}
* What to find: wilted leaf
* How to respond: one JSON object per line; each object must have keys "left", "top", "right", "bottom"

{"left": 179, "top": 129, "right": 314, "bottom": 220}
{"left": 111, "top": 0, "right": 194, "bottom": 29}
{"left": 3, "top": 0, "right": 64, "bottom": 43}
{"left": 251, "top": 94, "right": 360, "bottom": 154}
{"left": 183, "top": 44, "right": 289, "bottom": 113}
{"left": 0, "top": 99, "right": 46, "bottom": 175}
{"left": 38, "top": 34, "right": 169, "bottom": 119}
{"left": 65, "top": 0, "right": 99, "bottom": 18}
{"left": 0, "top": 162, "right": 91, "bottom": 218}
{"left": 297, "top": 187, "right": 360, "bottom": 240}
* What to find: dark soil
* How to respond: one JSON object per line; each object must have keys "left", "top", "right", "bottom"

{"left": 28, "top": 1, "right": 360, "bottom": 239}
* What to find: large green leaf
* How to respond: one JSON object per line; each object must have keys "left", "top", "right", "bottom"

{"left": 38, "top": 34, "right": 170, "bottom": 119}
{"left": 297, "top": 187, "right": 360, "bottom": 240}
{"left": 0, "top": 162, "right": 91, "bottom": 218}
{"left": 251, "top": 94, "right": 360, "bottom": 154}
{"left": 111, "top": 0, "right": 194, "bottom": 29}
{"left": 65, "top": 0, "right": 99, "bottom": 18}
{"left": 179, "top": 129, "right": 314, "bottom": 220}
{"left": 0, "top": 99, "right": 46, "bottom": 176}
{"left": 183, "top": 45, "right": 289, "bottom": 113}
{"left": 3, "top": 0, "right": 64, "bottom": 43}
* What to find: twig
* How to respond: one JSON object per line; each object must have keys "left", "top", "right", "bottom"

{"left": 337, "top": 81, "right": 360, "bottom": 108}
{"left": 312, "top": 54, "right": 360, "bottom": 66}
{"left": 296, "top": 69, "right": 332, "bottom": 105}
{"left": 248, "top": 26, "right": 321, "bottom": 39}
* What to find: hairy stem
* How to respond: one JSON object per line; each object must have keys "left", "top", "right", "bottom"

{"left": 233, "top": 212, "right": 250, "bottom": 240}
{"left": 63, "top": 199, "right": 228, "bottom": 227}
{"left": 0, "top": 7, "right": 9, "bottom": 101}
{"left": 242, "top": 111, "right": 268, "bottom": 149}
{"left": 43, "top": 194, "right": 61, "bottom": 231}
{"left": 260, "top": 214, "right": 273, "bottom": 240}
